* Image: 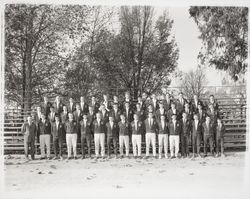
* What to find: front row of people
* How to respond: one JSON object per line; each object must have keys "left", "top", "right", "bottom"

{"left": 21, "top": 111, "right": 225, "bottom": 161}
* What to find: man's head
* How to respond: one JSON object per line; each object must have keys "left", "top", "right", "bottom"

{"left": 151, "top": 94, "right": 156, "bottom": 100}
{"left": 134, "top": 114, "right": 138, "bottom": 121}
{"left": 171, "top": 102, "right": 176, "bottom": 109}
{"left": 91, "top": 96, "right": 96, "bottom": 102}
{"left": 100, "top": 104, "right": 105, "bottom": 111}
{"left": 80, "top": 96, "right": 85, "bottom": 102}
{"left": 198, "top": 103, "right": 202, "bottom": 110}
{"left": 193, "top": 114, "right": 198, "bottom": 120}
{"left": 55, "top": 96, "right": 60, "bottom": 102}
{"left": 113, "top": 103, "right": 118, "bottom": 109}
{"left": 184, "top": 103, "right": 189, "bottom": 109}
{"left": 103, "top": 94, "right": 108, "bottom": 101}
{"left": 172, "top": 114, "right": 177, "bottom": 121}
{"left": 142, "top": 92, "right": 147, "bottom": 100}
{"left": 96, "top": 112, "right": 101, "bottom": 120}
{"left": 160, "top": 115, "right": 165, "bottom": 122}
{"left": 109, "top": 115, "right": 114, "bottom": 122}
{"left": 44, "top": 96, "right": 48, "bottom": 103}
{"left": 113, "top": 95, "right": 118, "bottom": 102}
{"left": 41, "top": 114, "right": 46, "bottom": 121}
{"left": 136, "top": 103, "right": 141, "bottom": 110}
{"left": 138, "top": 96, "right": 142, "bottom": 102}
{"left": 165, "top": 92, "right": 170, "bottom": 99}
{"left": 125, "top": 102, "right": 130, "bottom": 109}
{"left": 120, "top": 114, "right": 125, "bottom": 122}
{"left": 68, "top": 113, "right": 73, "bottom": 121}
{"left": 83, "top": 114, "right": 88, "bottom": 120}
{"left": 50, "top": 106, "right": 54, "bottom": 112}
{"left": 89, "top": 106, "right": 93, "bottom": 112}
{"left": 125, "top": 91, "right": 130, "bottom": 99}
{"left": 69, "top": 97, "right": 73, "bottom": 103}
{"left": 178, "top": 92, "right": 183, "bottom": 98}
{"left": 182, "top": 112, "right": 187, "bottom": 119}
{"left": 209, "top": 95, "right": 214, "bottom": 102}
{"left": 159, "top": 102, "right": 164, "bottom": 109}
{"left": 206, "top": 115, "right": 210, "bottom": 122}
{"left": 193, "top": 94, "right": 198, "bottom": 101}
{"left": 63, "top": 105, "right": 67, "bottom": 112}
{"left": 55, "top": 115, "right": 60, "bottom": 122}
{"left": 76, "top": 104, "right": 80, "bottom": 110}
{"left": 37, "top": 106, "right": 41, "bottom": 112}
{"left": 27, "top": 116, "right": 32, "bottom": 123}
{"left": 148, "top": 112, "right": 153, "bottom": 119}
{"left": 148, "top": 104, "right": 153, "bottom": 112}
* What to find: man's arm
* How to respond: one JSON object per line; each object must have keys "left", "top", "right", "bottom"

{"left": 21, "top": 123, "right": 25, "bottom": 135}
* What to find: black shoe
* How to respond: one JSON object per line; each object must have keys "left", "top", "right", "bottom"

{"left": 74, "top": 156, "right": 77, "bottom": 160}
{"left": 82, "top": 156, "right": 85, "bottom": 159}
{"left": 40, "top": 157, "right": 45, "bottom": 160}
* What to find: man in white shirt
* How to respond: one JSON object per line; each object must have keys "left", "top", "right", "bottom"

{"left": 169, "top": 114, "right": 181, "bottom": 158}
{"left": 158, "top": 115, "right": 169, "bottom": 159}
{"left": 131, "top": 114, "right": 143, "bottom": 158}
{"left": 144, "top": 112, "right": 158, "bottom": 158}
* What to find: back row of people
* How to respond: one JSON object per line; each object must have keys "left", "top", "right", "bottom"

{"left": 36, "top": 92, "right": 219, "bottom": 124}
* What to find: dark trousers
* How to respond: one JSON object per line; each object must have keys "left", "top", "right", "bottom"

{"left": 81, "top": 134, "right": 91, "bottom": 156}
{"left": 181, "top": 134, "right": 190, "bottom": 156}
{"left": 204, "top": 134, "right": 214, "bottom": 155}
{"left": 107, "top": 136, "right": 118, "bottom": 156}
{"left": 24, "top": 136, "right": 35, "bottom": 159}
{"left": 216, "top": 137, "right": 224, "bottom": 154}
{"left": 192, "top": 134, "right": 201, "bottom": 154}
{"left": 53, "top": 137, "right": 63, "bottom": 157}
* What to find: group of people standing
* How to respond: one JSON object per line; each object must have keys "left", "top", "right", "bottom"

{"left": 21, "top": 91, "right": 226, "bottom": 161}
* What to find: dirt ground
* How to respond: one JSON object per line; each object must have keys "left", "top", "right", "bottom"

{"left": 2, "top": 152, "right": 250, "bottom": 199}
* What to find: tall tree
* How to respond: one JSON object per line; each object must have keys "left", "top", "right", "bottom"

{"left": 90, "top": 7, "right": 179, "bottom": 99}
{"left": 5, "top": 4, "right": 91, "bottom": 109}
{"left": 189, "top": 6, "right": 248, "bottom": 81}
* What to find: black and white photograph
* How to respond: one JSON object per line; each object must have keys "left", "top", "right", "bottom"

{"left": 0, "top": 0, "right": 249, "bottom": 198}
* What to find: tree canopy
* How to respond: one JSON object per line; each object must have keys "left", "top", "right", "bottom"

{"left": 5, "top": 5, "right": 179, "bottom": 108}
{"left": 189, "top": 6, "right": 248, "bottom": 81}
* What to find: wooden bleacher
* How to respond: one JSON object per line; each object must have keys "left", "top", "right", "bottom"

{"left": 3, "top": 96, "right": 248, "bottom": 154}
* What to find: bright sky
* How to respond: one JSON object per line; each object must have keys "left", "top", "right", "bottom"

{"left": 155, "top": 7, "right": 226, "bottom": 87}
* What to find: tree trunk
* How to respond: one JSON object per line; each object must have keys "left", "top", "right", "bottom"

{"left": 24, "top": 11, "right": 34, "bottom": 112}
{"left": 22, "top": 58, "right": 26, "bottom": 111}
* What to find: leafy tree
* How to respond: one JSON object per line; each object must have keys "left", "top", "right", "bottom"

{"left": 5, "top": 4, "right": 91, "bottom": 109}
{"left": 5, "top": 5, "right": 179, "bottom": 108}
{"left": 89, "top": 6, "right": 179, "bottom": 99}
{"left": 61, "top": 6, "right": 116, "bottom": 101}
{"left": 189, "top": 6, "right": 248, "bottom": 81}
